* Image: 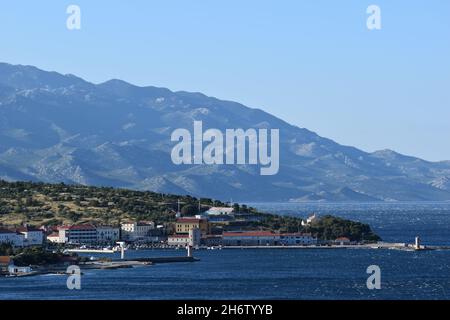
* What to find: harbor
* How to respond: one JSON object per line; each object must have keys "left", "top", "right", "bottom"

{"left": 3, "top": 247, "right": 450, "bottom": 300}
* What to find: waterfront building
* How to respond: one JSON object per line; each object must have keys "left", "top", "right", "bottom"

{"left": 168, "top": 228, "right": 201, "bottom": 247}
{"left": 279, "top": 233, "right": 317, "bottom": 246}
{"left": 201, "top": 235, "right": 223, "bottom": 247}
{"left": 222, "top": 231, "right": 280, "bottom": 246}
{"left": 120, "top": 221, "right": 155, "bottom": 241}
{"left": 0, "top": 228, "right": 24, "bottom": 247}
{"left": 221, "top": 231, "right": 318, "bottom": 246}
{"left": 168, "top": 234, "right": 189, "bottom": 246}
{"left": 16, "top": 226, "right": 44, "bottom": 246}
{"left": 175, "top": 217, "right": 209, "bottom": 235}
{"left": 58, "top": 224, "right": 97, "bottom": 244}
{"left": 96, "top": 226, "right": 120, "bottom": 243}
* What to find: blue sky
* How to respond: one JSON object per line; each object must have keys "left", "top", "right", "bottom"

{"left": 0, "top": 1, "right": 449, "bottom": 161}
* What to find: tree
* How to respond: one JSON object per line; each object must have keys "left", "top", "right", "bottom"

{"left": 181, "top": 204, "right": 198, "bottom": 216}
{"left": 0, "top": 243, "right": 14, "bottom": 256}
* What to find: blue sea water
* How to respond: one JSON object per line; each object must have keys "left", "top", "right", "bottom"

{"left": 1, "top": 202, "right": 450, "bottom": 300}
{"left": 248, "top": 202, "right": 450, "bottom": 246}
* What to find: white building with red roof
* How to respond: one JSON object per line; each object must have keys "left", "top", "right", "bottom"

{"left": 222, "top": 231, "right": 280, "bottom": 246}
{"left": 46, "top": 232, "right": 64, "bottom": 244}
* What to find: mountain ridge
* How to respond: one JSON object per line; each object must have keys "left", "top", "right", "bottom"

{"left": 1, "top": 62, "right": 450, "bottom": 202}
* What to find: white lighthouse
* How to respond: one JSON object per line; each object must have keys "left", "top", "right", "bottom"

{"left": 116, "top": 241, "right": 126, "bottom": 259}
{"left": 415, "top": 236, "right": 421, "bottom": 250}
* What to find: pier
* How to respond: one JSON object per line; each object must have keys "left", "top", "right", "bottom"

{"left": 132, "top": 256, "right": 199, "bottom": 264}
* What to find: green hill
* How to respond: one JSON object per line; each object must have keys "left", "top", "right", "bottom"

{"left": 0, "top": 180, "right": 381, "bottom": 241}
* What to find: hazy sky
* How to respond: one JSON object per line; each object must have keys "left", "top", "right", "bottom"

{"left": 1, "top": 1, "right": 449, "bottom": 161}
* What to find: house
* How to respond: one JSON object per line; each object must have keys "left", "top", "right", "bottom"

{"left": 0, "top": 256, "right": 32, "bottom": 275}
{"left": 175, "top": 217, "right": 209, "bottom": 235}
{"left": 279, "top": 233, "right": 317, "bottom": 246}
{"left": 0, "top": 228, "right": 24, "bottom": 247}
{"left": 168, "top": 228, "right": 201, "bottom": 247}
{"left": 206, "top": 207, "right": 234, "bottom": 216}
{"left": 96, "top": 226, "right": 120, "bottom": 243}
{"left": 222, "top": 231, "right": 280, "bottom": 246}
{"left": 16, "top": 226, "right": 44, "bottom": 246}
{"left": 46, "top": 232, "right": 64, "bottom": 243}
{"left": 121, "top": 221, "right": 155, "bottom": 242}
{"left": 58, "top": 224, "right": 97, "bottom": 244}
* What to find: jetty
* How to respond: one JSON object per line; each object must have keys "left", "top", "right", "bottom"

{"left": 68, "top": 244, "right": 199, "bottom": 265}
{"left": 65, "top": 248, "right": 116, "bottom": 254}
{"left": 131, "top": 256, "right": 199, "bottom": 264}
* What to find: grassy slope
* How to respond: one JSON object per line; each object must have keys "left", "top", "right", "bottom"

{"left": 0, "top": 180, "right": 381, "bottom": 241}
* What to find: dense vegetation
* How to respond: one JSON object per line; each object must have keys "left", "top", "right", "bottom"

{"left": 0, "top": 243, "right": 69, "bottom": 266}
{"left": 12, "top": 246, "right": 65, "bottom": 266}
{"left": 0, "top": 243, "right": 14, "bottom": 256}
{"left": 0, "top": 180, "right": 233, "bottom": 226}
{"left": 307, "top": 215, "right": 381, "bottom": 242}
{"left": 0, "top": 180, "right": 381, "bottom": 242}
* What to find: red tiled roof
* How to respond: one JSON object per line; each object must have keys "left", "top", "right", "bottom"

{"left": 280, "top": 233, "right": 313, "bottom": 237}
{"left": 0, "top": 256, "right": 12, "bottom": 265}
{"left": 47, "top": 232, "right": 59, "bottom": 238}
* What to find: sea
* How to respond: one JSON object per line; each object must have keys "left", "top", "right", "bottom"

{"left": 1, "top": 202, "right": 450, "bottom": 300}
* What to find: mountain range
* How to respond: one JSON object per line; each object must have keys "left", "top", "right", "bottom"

{"left": 1, "top": 62, "right": 450, "bottom": 202}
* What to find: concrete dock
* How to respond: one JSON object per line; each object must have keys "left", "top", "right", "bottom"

{"left": 132, "top": 256, "right": 199, "bottom": 264}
